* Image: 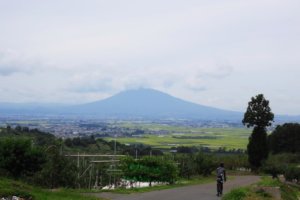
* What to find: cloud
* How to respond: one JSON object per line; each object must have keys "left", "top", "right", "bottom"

{"left": 62, "top": 60, "right": 232, "bottom": 98}
{"left": 0, "top": 50, "right": 40, "bottom": 76}
{"left": 200, "top": 65, "right": 234, "bottom": 79}
{"left": 0, "top": 0, "right": 300, "bottom": 114}
{"left": 68, "top": 72, "right": 114, "bottom": 93}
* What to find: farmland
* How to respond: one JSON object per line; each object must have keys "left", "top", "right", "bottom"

{"left": 105, "top": 123, "right": 251, "bottom": 150}
{"left": 0, "top": 116, "right": 251, "bottom": 150}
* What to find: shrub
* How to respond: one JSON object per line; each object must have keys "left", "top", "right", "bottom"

{"left": 262, "top": 156, "right": 285, "bottom": 178}
{"left": 280, "top": 183, "right": 299, "bottom": 200}
{"left": 175, "top": 154, "right": 196, "bottom": 179}
{"left": 222, "top": 188, "right": 248, "bottom": 200}
{"left": 194, "top": 153, "right": 217, "bottom": 176}
{"left": 0, "top": 138, "right": 46, "bottom": 178}
{"left": 284, "top": 166, "right": 300, "bottom": 183}
{"left": 121, "top": 156, "right": 178, "bottom": 186}
{"left": 34, "top": 147, "right": 77, "bottom": 188}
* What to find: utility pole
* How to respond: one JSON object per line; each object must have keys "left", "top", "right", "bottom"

{"left": 114, "top": 134, "right": 117, "bottom": 156}
{"left": 77, "top": 152, "right": 80, "bottom": 179}
{"left": 113, "top": 134, "right": 116, "bottom": 188}
{"left": 135, "top": 144, "right": 138, "bottom": 160}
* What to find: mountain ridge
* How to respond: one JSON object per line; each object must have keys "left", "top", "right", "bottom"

{"left": 0, "top": 88, "right": 299, "bottom": 122}
{"left": 66, "top": 88, "right": 241, "bottom": 120}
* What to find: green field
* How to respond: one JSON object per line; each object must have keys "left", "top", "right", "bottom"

{"left": 106, "top": 123, "right": 251, "bottom": 150}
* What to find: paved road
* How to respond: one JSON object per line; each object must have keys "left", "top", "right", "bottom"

{"left": 91, "top": 176, "right": 260, "bottom": 200}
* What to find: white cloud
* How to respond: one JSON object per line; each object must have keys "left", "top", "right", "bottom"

{"left": 0, "top": 0, "right": 299, "bottom": 114}
{"left": 0, "top": 50, "right": 38, "bottom": 75}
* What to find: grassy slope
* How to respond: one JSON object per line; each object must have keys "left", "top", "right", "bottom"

{"left": 222, "top": 177, "right": 299, "bottom": 200}
{"left": 0, "top": 178, "right": 102, "bottom": 200}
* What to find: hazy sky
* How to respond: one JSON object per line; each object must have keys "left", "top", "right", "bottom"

{"left": 0, "top": 0, "right": 299, "bottom": 115}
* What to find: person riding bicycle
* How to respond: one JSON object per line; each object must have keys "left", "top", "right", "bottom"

{"left": 216, "top": 163, "right": 226, "bottom": 196}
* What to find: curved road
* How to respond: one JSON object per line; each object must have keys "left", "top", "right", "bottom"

{"left": 92, "top": 176, "right": 260, "bottom": 200}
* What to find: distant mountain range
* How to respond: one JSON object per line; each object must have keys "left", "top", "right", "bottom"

{"left": 0, "top": 88, "right": 299, "bottom": 122}
{"left": 67, "top": 88, "right": 241, "bottom": 120}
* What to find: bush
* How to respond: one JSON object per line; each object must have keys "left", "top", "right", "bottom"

{"left": 194, "top": 153, "right": 217, "bottom": 176}
{"left": 255, "top": 188, "right": 272, "bottom": 198}
{"left": 257, "top": 176, "right": 281, "bottom": 187}
{"left": 121, "top": 156, "right": 178, "bottom": 186}
{"left": 284, "top": 166, "right": 300, "bottom": 183}
{"left": 34, "top": 147, "right": 77, "bottom": 188}
{"left": 0, "top": 138, "right": 46, "bottom": 178}
{"left": 214, "top": 154, "right": 250, "bottom": 172}
{"left": 280, "top": 183, "right": 299, "bottom": 200}
{"left": 175, "top": 154, "right": 196, "bottom": 179}
{"left": 262, "top": 156, "right": 285, "bottom": 178}
{"left": 222, "top": 188, "right": 248, "bottom": 200}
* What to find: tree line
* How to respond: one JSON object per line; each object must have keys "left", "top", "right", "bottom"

{"left": 0, "top": 126, "right": 250, "bottom": 189}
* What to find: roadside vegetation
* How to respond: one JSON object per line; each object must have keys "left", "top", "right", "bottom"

{"left": 223, "top": 176, "right": 299, "bottom": 200}
{"left": 0, "top": 178, "right": 101, "bottom": 200}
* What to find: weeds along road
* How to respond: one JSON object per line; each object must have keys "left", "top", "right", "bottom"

{"left": 92, "top": 176, "right": 260, "bottom": 200}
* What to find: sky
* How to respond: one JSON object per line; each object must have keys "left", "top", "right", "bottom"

{"left": 0, "top": 0, "right": 299, "bottom": 115}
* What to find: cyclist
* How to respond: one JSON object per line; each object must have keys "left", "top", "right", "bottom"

{"left": 216, "top": 163, "right": 226, "bottom": 196}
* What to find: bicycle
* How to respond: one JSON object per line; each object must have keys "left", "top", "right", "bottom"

{"left": 216, "top": 175, "right": 223, "bottom": 196}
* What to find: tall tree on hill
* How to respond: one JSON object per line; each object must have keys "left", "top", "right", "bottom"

{"left": 243, "top": 94, "right": 274, "bottom": 170}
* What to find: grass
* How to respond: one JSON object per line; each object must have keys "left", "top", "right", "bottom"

{"left": 222, "top": 188, "right": 249, "bottom": 200}
{"left": 31, "top": 190, "right": 101, "bottom": 200}
{"left": 0, "top": 178, "right": 103, "bottom": 200}
{"left": 257, "top": 176, "right": 281, "bottom": 187}
{"left": 222, "top": 187, "right": 272, "bottom": 200}
{"left": 105, "top": 127, "right": 251, "bottom": 150}
{"left": 280, "top": 183, "right": 300, "bottom": 200}
{"left": 257, "top": 176, "right": 299, "bottom": 200}
{"left": 0, "top": 176, "right": 214, "bottom": 199}
{"left": 223, "top": 176, "right": 300, "bottom": 200}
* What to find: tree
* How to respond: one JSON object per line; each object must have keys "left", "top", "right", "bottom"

{"left": 194, "top": 153, "right": 216, "bottom": 176}
{"left": 121, "top": 156, "right": 178, "bottom": 186}
{"left": 262, "top": 155, "right": 285, "bottom": 179}
{"left": 243, "top": 94, "right": 274, "bottom": 170}
{"left": 176, "top": 154, "right": 196, "bottom": 179}
{"left": 284, "top": 166, "right": 300, "bottom": 183}
{"left": 0, "top": 138, "right": 46, "bottom": 178}
{"left": 34, "top": 147, "right": 77, "bottom": 188}
{"left": 268, "top": 123, "right": 300, "bottom": 154}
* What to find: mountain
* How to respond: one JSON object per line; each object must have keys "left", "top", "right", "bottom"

{"left": 0, "top": 102, "right": 66, "bottom": 115}
{"left": 65, "top": 88, "right": 242, "bottom": 120}
{"left": 1, "top": 88, "right": 300, "bottom": 122}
